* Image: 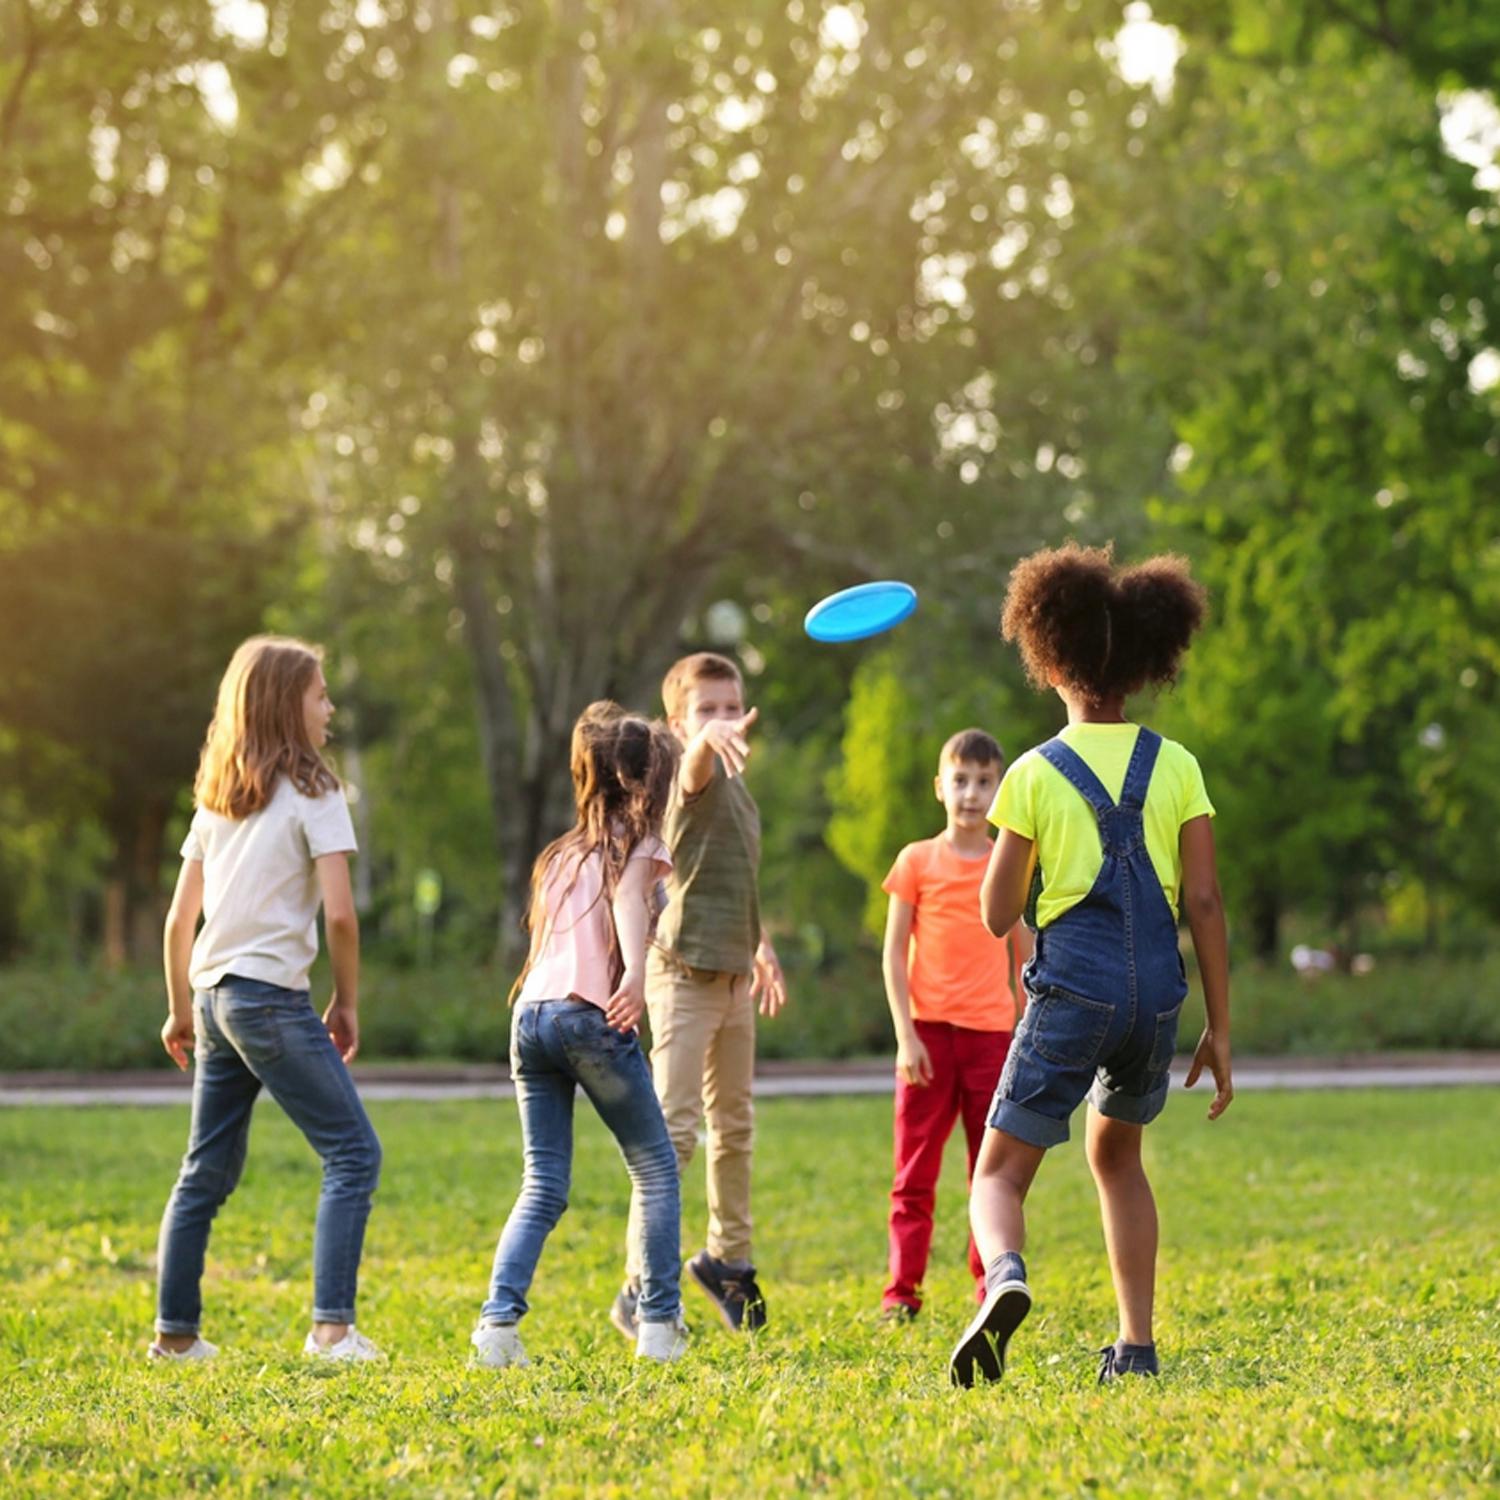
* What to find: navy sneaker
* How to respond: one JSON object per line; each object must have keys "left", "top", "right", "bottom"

{"left": 880, "top": 1302, "right": 919, "bottom": 1325}
{"left": 1097, "top": 1340, "right": 1159, "bottom": 1384}
{"left": 949, "top": 1263, "right": 1031, "bottom": 1387}
{"left": 687, "top": 1250, "right": 766, "bottom": 1332}
{"left": 609, "top": 1280, "right": 639, "bottom": 1341}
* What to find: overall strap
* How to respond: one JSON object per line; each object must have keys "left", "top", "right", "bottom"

{"left": 1118, "top": 728, "right": 1163, "bottom": 811}
{"left": 1036, "top": 738, "right": 1116, "bottom": 820}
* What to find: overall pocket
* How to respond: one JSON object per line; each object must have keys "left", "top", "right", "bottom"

{"left": 1026, "top": 986, "right": 1115, "bottom": 1070}
{"left": 1148, "top": 1002, "right": 1184, "bottom": 1076}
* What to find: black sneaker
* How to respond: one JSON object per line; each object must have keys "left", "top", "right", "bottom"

{"left": 609, "top": 1280, "right": 639, "bottom": 1342}
{"left": 948, "top": 1271, "right": 1031, "bottom": 1387}
{"left": 880, "top": 1302, "right": 919, "bottom": 1325}
{"left": 687, "top": 1250, "right": 767, "bottom": 1332}
{"left": 1097, "top": 1340, "right": 1159, "bottom": 1384}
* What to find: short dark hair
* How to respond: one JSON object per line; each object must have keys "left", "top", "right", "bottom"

{"left": 1001, "top": 543, "right": 1206, "bottom": 703}
{"left": 940, "top": 728, "right": 1004, "bottom": 769}
{"left": 661, "top": 651, "right": 743, "bottom": 720}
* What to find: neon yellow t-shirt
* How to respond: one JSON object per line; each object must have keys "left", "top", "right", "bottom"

{"left": 988, "top": 724, "right": 1214, "bottom": 930}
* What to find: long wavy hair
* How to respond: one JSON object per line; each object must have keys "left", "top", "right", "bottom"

{"left": 514, "top": 702, "right": 680, "bottom": 999}
{"left": 194, "top": 636, "right": 339, "bottom": 819}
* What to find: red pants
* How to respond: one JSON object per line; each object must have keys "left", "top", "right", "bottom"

{"left": 884, "top": 1020, "right": 1012, "bottom": 1312}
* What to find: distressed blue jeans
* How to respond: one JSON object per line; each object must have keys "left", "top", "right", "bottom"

{"left": 483, "top": 999, "right": 682, "bottom": 1326}
{"left": 155, "top": 976, "right": 382, "bottom": 1334}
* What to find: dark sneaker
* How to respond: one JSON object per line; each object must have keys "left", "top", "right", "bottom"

{"left": 948, "top": 1273, "right": 1031, "bottom": 1387}
{"left": 880, "top": 1302, "right": 919, "bottom": 1326}
{"left": 609, "top": 1281, "right": 639, "bottom": 1342}
{"left": 687, "top": 1250, "right": 767, "bottom": 1332}
{"left": 1098, "top": 1340, "right": 1159, "bottom": 1384}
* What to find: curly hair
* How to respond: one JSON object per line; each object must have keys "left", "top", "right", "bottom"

{"left": 514, "top": 701, "right": 681, "bottom": 1000}
{"left": 1000, "top": 544, "right": 1206, "bottom": 704}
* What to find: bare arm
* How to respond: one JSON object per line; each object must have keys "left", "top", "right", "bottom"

{"left": 679, "top": 707, "right": 759, "bottom": 797}
{"left": 160, "top": 860, "right": 204, "bottom": 1070}
{"left": 980, "top": 829, "right": 1034, "bottom": 939}
{"left": 317, "top": 853, "right": 361, "bottom": 1062}
{"left": 1179, "top": 815, "right": 1232, "bottom": 1118}
{"left": 882, "top": 895, "right": 932, "bottom": 1086}
{"left": 605, "top": 854, "right": 656, "bottom": 1032}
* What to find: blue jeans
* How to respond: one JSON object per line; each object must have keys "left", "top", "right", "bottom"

{"left": 155, "top": 976, "right": 382, "bottom": 1334}
{"left": 483, "top": 999, "right": 682, "bottom": 1326}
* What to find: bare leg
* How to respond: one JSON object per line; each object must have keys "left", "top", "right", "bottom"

{"left": 968, "top": 1127, "right": 1046, "bottom": 1267}
{"left": 1085, "top": 1107, "right": 1156, "bottom": 1346}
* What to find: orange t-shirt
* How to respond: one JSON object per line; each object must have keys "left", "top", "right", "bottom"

{"left": 882, "top": 836, "right": 1019, "bottom": 1032}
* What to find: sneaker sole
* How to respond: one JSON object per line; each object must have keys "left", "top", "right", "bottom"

{"left": 948, "top": 1280, "right": 1031, "bottom": 1388}
{"left": 687, "top": 1259, "right": 766, "bottom": 1333}
{"left": 608, "top": 1302, "right": 638, "bottom": 1343}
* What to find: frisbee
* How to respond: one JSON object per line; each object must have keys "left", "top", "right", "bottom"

{"left": 804, "top": 580, "right": 918, "bottom": 643}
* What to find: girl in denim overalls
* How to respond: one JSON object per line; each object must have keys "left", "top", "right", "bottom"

{"left": 949, "top": 546, "right": 1234, "bottom": 1387}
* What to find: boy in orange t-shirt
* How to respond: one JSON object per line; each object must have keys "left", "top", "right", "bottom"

{"left": 879, "top": 728, "right": 1027, "bottom": 1319}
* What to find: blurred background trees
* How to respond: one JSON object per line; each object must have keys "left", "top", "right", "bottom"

{"left": 2, "top": 1, "right": 1496, "bottom": 1038}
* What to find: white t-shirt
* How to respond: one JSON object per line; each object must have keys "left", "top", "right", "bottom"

{"left": 181, "top": 776, "right": 358, "bottom": 993}
{"left": 518, "top": 837, "right": 673, "bottom": 1009}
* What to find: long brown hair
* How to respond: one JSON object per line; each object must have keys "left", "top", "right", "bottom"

{"left": 514, "top": 701, "right": 680, "bottom": 999}
{"left": 194, "top": 636, "right": 339, "bottom": 819}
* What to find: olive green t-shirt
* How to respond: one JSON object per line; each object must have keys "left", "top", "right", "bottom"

{"left": 654, "top": 761, "right": 761, "bottom": 975}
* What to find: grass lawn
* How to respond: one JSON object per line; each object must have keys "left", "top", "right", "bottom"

{"left": 2, "top": 1088, "right": 1497, "bottom": 1497}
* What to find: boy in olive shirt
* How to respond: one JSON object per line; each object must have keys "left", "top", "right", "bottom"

{"left": 614, "top": 652, "right": 787, "bottom": 1338}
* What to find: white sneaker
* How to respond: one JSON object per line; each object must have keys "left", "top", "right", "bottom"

{"left": 636, "top": 1316, "right": 689, "bottom": 1363}
{"left": 147, "top": 1336, "right": 218, "bottom": 1362}
{"left": 304, "top": 1327, "right": 384, "bottom": 1363}
{"left": 471, "top": 1322, "right": 530, "bottom": 1369}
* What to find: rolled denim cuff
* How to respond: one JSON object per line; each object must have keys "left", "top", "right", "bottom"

{"left": 987, "top": 1097, "right": 1070, "bottom": 1148}
{"left": 1088, "top": 1074, "right": 1170, "bottom": 1127}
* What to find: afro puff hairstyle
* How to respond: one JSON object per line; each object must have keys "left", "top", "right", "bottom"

{"left": 1000, "top": 544, "right": 1206, "bottom": 705}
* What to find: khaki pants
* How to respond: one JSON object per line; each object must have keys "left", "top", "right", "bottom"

{"left": 626, "top": 954, "right": 756, "bottom": 1275}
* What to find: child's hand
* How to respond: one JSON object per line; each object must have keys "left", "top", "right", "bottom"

{"left": 896, "top": 1032, "right": 934, "bottom": 1087}
{"left": 323, "top": 997, "right": 360, "bottom": 1063}
{"left": 696, "top": 707, "right": 758, "bottom": 778}
{"left": 605, "top": 971, "right": 646, "bottom": 1033}
{"left": 161, "top": 1011, "right": 195, "bottom": 1071}
{"left": 1184, "top": 1028, "right": 1233, "bottom": 1119}
{"left": 751, "top": 935, "right": 787, "bottom": 1016}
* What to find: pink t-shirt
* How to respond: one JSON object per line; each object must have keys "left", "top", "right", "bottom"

{"left": 517, "top": 837, "right": 673, "bottom": 1009}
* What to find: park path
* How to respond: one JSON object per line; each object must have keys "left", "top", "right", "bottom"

{"left": 2, "top": 1053, "right": 1499, "bottom": 1107}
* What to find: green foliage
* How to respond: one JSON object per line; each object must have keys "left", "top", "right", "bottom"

{"left": 2, "top": 0, "right": 1499, "bottom": 975}
{"left": 2, "top": 1091, "right": 1498, "bottom": 1496}
{"left": 8, "top": 952, "right": 1500, "bottom": 1071}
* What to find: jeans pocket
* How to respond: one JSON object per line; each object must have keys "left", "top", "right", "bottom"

{"left": 1027, "top": 987, "right": 1114, "bottom": 1070}
{"left": 1148, "top": 1002, "right": 1184, "bottom": 1076}
{"left": 220, "top": 998, "right": 287, "bottom": 1066}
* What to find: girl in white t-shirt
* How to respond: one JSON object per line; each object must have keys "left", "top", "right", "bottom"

{"left": 149, "top": 636, "right": 382, "bottom": 1364}
{"left": 470, "top": 703, "right": 688, "bottom": 1368}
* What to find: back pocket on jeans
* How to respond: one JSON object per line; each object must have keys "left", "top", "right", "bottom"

{"left": 1027, "top": 987, "right": 1115, "bottom": 1070}
{"left": 1148, "top": 1002, "right": 1184, "bottom": 1076}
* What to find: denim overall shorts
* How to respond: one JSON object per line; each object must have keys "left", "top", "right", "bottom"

{"left": 988, "top": 727, "right": 1187, "bottom": 1148}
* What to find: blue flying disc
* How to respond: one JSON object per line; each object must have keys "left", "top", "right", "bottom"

{"left": 804, "top": 580, "right": 918, "bottom": 642}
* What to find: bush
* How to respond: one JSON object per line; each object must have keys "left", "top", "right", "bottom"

{"left": 2, "top": 949, "right": 1498, "bottom": 1071}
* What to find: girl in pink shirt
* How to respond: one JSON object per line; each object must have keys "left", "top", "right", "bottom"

{"left": 471, "top": 703, "right": 689, "bottom": 1367}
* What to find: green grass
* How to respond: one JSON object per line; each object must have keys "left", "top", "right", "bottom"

{"left": 5, "top": 950, "right": 1500, "bottom": 1071}
{"left": 2, "top": 1090, "right": 1498, "bottom": 1497}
